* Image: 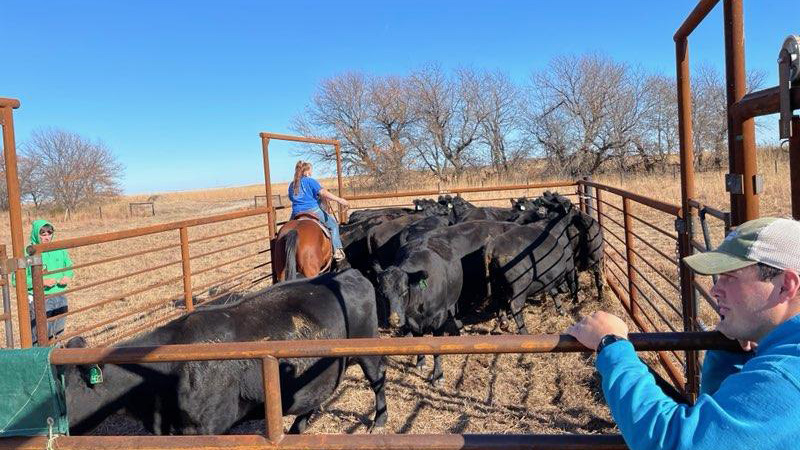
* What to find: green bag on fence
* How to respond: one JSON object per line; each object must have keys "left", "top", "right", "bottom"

{"left": 0, "top": 347, "right": 69, "bottom": 437}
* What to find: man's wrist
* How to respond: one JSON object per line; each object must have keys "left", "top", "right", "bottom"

{"left": 596, "top": 334, "right": 628, "bottom": 354}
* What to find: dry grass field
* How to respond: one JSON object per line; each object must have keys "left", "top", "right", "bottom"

{"left": 0, "top": 149, "right": 793, "bottom": 436}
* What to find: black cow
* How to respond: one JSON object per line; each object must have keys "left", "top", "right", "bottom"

{"left": 485, "top": 205, "right": 579, "bottom": 334}
{"left": 535, "top": 192, "right": 605, "bottom": 300}
{"left": 63, "top": 269, "right": 387, "bottom": 435}
{"left": 376, "top": 220, "right": 517, "bottom": 384}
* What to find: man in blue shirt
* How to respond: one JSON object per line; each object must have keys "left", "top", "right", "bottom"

{"left": 288, "top": 161, "right": 349, "bottom": 261}
{"left": 566, "top": 217, "right": 800, "bottom": 449}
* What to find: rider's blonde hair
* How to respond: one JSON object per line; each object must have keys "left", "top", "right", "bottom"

{"left": 292, "top": 160, "right": 312, "bottom": 196}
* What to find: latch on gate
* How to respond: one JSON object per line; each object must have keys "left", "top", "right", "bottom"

{"left": 778, "top": 35, "right": 800, "bottom": 140}
{"left": 5, "top": 254, "right": 43, "bottom": 272}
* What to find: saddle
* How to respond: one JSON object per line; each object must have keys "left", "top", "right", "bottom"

{"left": 293, "top": 212, "right": 332, "bottom": 240}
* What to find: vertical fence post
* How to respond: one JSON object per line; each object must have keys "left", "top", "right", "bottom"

{"left": 577, "top": 181, "right": 585, "bottom": 213}
{"left": 0, "top": 245, "right": 14, "bottom": 347}
{"left": 676, "top": 34, "right": 700, "bottom": 402}
{"left": 335, "top": 141, "right": 347, "bottom": 222}
{"left": 595, "top": 188, "right": 604, "bottom": 231}
{"left": 179, "top": 227, "right": 194, "bottom": 313}
{"left": 791, "top": 116, "right": 800, "bottom": 220}
{"left": 29, "top": 252, "right": 48, "bottom": 346}
{"left": 262, "top": 356, "right": 284, "bottom": 444}
{"left": 1, "top": 98, "right": 33, "bottom": 348}
{"left": 622, "top": 198, "right": 639, "bottom": 319}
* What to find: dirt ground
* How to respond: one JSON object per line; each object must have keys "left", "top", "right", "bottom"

{"left": 88, "top": 273, "right": 655, "bottom": 437}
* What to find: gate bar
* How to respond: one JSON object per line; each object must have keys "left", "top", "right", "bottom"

{"left": 48, "top": 332, "right": 742, "bottom": 365}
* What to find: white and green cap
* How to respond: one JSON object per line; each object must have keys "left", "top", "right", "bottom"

{"left": 684, "top": 217, "right": 800, "bottom": 275}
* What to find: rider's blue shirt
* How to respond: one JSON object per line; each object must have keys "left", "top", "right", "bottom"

{"left": 288, "top": 177, "right": 323, "bottom": 217}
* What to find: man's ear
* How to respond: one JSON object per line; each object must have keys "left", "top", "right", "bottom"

{"left": 781, "top": 269, "right": 800, "bottom": 301}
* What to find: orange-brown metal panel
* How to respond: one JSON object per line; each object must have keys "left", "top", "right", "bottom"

{"left": 33, "top": 207, "right": 270, "bottom": 253}
{"left": 0, "top": 100, "right": 32, "bottom": 347}
{"left": 0, "top": 433, "right": 629, "bottom": 450}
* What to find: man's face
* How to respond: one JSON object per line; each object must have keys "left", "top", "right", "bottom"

{"left": 711, "top": 265, "right": 783, "bottom": 342}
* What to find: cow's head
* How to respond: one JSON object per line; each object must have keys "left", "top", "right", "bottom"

{"left": 377, "top": 267, "right": 429, "bottom": 329}
{"left": 376, "top": 267, "right": 409, "bottom": 328}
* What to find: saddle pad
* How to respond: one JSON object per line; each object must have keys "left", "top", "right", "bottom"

{"left": 0, "top": 347, "right": 68, "bottom": 437}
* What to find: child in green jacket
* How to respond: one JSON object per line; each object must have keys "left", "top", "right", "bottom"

{"left": 13, "top": 219, "right": 74, "bottom": 344}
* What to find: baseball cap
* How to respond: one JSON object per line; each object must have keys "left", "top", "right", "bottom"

{"left": 683, "top": 217, "right": 800, "bottom": 275}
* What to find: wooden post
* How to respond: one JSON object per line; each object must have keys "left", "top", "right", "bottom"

{"left": 30, "top": 256, "right": 48, "bottom": 346}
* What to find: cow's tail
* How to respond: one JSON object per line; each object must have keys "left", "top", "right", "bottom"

{"left": 284, "top": 229, "right": 299, "bottom": 281}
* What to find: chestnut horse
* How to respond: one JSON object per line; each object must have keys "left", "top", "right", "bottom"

{"left": 273, "top": 213, "right": 333, "bottom": 281}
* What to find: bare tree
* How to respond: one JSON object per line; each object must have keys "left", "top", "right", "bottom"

{"left": 690, "top": 64, "right": 766, "bottom": 169}
{"left": 475, "top": 70, "right": 525, "bottom": 174}
{"left": 522, "top": 54, "right": 650, "bottom": 177}
{"left": 632, "top": 74, "right": 680, "bottom": 172}
{"left": 26, "top": 128, "right": 123, "bottom": 215}
{"left": 408, "top": 65, "right": 486, "bottom": 180}
{"left": 292, "top": 72, "right": 417, "bottom": 189}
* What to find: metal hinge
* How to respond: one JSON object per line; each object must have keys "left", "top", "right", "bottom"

{"left": 6, "top": 255, "right": 43, "bottom": 271}
{"left": 674, "top": 218, "right": 687, "bottom": 234}
{"left": 725, "top": 173, "right": 744, "bottom": 195}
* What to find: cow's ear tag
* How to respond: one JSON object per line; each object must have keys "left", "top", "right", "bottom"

{"left": 89, "top": 365, "right": 103, "bottom": 385}
{"left": 519, "top": 205, "right": 526, "bottom": 211}
{"left": 419, "top": 279, "right": 428, "bottom": 289}
{"left": 447, "top": 203, "right": 453, "bottom": 209}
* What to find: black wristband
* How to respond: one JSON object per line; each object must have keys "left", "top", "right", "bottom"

{"left": 596, "top": 334, "right": 628, "bottom": 354}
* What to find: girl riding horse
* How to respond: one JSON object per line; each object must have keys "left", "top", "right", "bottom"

{"left": 287, "top": 160, "right": 349, "bottom": 262}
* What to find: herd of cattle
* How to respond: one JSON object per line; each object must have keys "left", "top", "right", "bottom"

{"left": 60, "top": 191, "right": 605, "bottom": 436}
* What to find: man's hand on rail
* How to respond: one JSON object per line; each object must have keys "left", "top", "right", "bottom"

{"left": 43, "top": 278, "right": 57, "bottom": 288}
{"left": 565, "top": 311, "right": 629, "bottom": 351}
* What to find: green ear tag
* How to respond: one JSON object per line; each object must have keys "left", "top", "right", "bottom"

{"left": 419, "top": 279, "right": 428, "bottom": 290}
{"left": 89, "top": 365, "right": 103, "bottom": 385}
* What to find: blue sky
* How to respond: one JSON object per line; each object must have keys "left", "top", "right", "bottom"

{"left": 1, "top": 1, "right": 796, "bottom": 194}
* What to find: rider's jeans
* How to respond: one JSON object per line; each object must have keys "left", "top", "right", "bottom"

{"left": 293, "top": 207, "right": 343, "bottom": 250}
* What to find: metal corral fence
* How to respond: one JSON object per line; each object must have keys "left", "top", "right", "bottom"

{"left": 3, "top": 332, "right": 740, "bottom": 450}
{"left": 20, "top": 206, "right": 282, "bottom": 347}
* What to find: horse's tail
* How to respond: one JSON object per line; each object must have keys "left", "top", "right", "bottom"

{"left": 284, "top": 229, "right": 299, "bottom": 281}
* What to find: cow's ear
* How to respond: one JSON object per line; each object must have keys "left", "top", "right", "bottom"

{"left": 408, "top": 270, "right": 429, "bottom": 289}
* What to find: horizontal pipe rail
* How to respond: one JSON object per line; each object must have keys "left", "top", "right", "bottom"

{"left": 53, "top": 288, "right": 182, "bottom": 344}
{"left": 733, "top": 85, "right": 800, "bottom": 120}
{"left": 95, "top": 310, "right": 184, "bottom": 348}
{"left": 344, "top": 181, "right": 577, "bottom": 202}
{"left": 44, "top": 242, "right": 181, "bottom": 276}
{"left": 188, "top": 222, "right": 267, "bottom": 245}
{"left": 688, "top": 199, "right": 729, "bottom": 222}
{"left": 627, "top": 247, "right": 680, "bottom": 292}
{"left": 189, "top": 236, "right": 265, "bottom": 262}
{"left": 32, "top": 207, "right": 271, "bottom": 253}
{"left": 587, "top": 200, "right": 679, "bottom": 244}
{"left": 674, "top": 0, "right": 720, "bottom": 40}
{"left": 47, "top": 257, "right": 184, "bottom": 301}
{"left": 0, "top": 433, "right": 629, "bottom": 450}
{"left": 49, "top": 332, "right": 741, "bottom": 365}
{"left": 191, "top": 249, "right": 267, "bottom": 277}
{"left": 579, "top": 180, "right": 681, "bottom": 216}
{"left": 259, "top": 132, "right": 338, "bottom": 146}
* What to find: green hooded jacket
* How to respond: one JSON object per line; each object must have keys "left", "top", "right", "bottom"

{"left": 12, "top": 219, "right": 74, "bottom": 295}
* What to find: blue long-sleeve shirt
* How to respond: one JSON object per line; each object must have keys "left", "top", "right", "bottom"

{"left": 596, "top": 314, "right": 800, "bottom": 450}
